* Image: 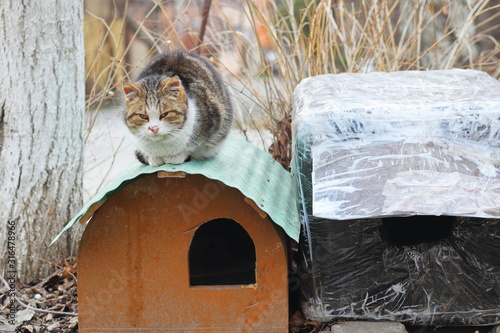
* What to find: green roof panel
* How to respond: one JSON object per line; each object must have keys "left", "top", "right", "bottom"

{"left": 51, "top": 134, "right": 300, "bottom": 244}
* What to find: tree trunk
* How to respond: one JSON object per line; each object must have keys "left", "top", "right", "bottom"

{"left": 0, "top": 0, "right": 85, "bottom": 281}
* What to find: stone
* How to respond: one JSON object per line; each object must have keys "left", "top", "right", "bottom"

{"left": 331, "top": 321, "right": 408, "bottom": 333}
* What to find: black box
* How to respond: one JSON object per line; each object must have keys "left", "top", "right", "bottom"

{"left": 291, "top": 70, "right": 500, "bottom": 325}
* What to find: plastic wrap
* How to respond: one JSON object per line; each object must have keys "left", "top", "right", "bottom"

{"left": 291, "top": 70, "right": 500, "bottom": 325}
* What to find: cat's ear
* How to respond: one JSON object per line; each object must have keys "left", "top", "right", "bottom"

{"left": 161, "top": 76, "right": 182, "bottom": 98}
{"left": 123, "top": 82, "right": 141, "bottom": 100}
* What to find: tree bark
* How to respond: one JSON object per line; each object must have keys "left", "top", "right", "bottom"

{"left": 0, "top": 0, "right": 85, "bottom": 281}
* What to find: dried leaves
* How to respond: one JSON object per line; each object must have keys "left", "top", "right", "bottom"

{"left": 268, "top": 114, "right": 292, "bottom": 170}
{"left": 0, "top": 258, "right": 78, "bottom": 333}
{"left": 289, "top": 311, "right": 331, "bottom": 333}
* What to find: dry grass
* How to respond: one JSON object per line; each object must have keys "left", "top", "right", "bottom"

{"left": 84, "top": 0, "right": 500, "bottom": 168}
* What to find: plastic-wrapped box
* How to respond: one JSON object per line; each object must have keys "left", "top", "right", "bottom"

{"left": 291, "top": 70, "right": 500, "bottom": 325}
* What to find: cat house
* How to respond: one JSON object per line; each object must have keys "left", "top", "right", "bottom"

{"left": 292, "top": 70, "right": 500, "bottom": 326}
{"left": 53, "top": 135, "right": 300, "bottom": 333}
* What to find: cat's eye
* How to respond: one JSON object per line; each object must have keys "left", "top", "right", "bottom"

{"left": 160, "top": 111, "right": 171, "bottom": 120}
{"left": 137, "top": 114, "right": 148, "bottom": 120}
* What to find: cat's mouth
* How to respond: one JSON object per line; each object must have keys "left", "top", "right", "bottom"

{"left": 146, "top": 130, "right": 177, "bottom": 141}
{"left": 147, "top": 132, "right": 167, "bottom": 140}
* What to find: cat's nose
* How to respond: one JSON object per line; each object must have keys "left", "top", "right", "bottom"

{"left": 148, "top": 126, "right": 159, "bottom": 134}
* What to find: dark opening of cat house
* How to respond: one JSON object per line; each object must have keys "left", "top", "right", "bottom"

{"left": 380, "top": 215, "right": 456, "bottom": 246}
{"left": 189, "top": 218, "right": 256, "bottom": 286}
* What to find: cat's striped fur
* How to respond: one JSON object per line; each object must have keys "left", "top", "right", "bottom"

{"left": 123, "top": 50, "right": 233, "bottom": 166}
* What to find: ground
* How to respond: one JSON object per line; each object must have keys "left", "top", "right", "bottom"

{"left": 0, "top": 261, "right": 496, "bottom": 332}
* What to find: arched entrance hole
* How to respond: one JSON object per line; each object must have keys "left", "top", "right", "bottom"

{"left": 189, "top": 218, "right": 256, "bottom": 286}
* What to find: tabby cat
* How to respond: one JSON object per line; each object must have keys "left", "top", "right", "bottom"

{"left": 123, "top": 50, "right": 233, "bottom": 166}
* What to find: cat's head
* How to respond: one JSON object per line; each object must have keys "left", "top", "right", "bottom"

{"left": 123, "top": 75, "right": 188, "bottom": 140}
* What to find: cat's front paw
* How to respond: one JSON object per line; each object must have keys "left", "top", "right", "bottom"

{"left": 136, "top": 151, "right": 166, "bottom": 166}
{"left": 135, "top": 150, "right": 149, "bottom": 165}
{"left": 149, "top": 156, "right": 165, "bottom": 167}
{"left": 163, "top": 154, "right": 189, "bottom": 165}
{"left": 139, "top": 154, "right": 189, "bottom": 166}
